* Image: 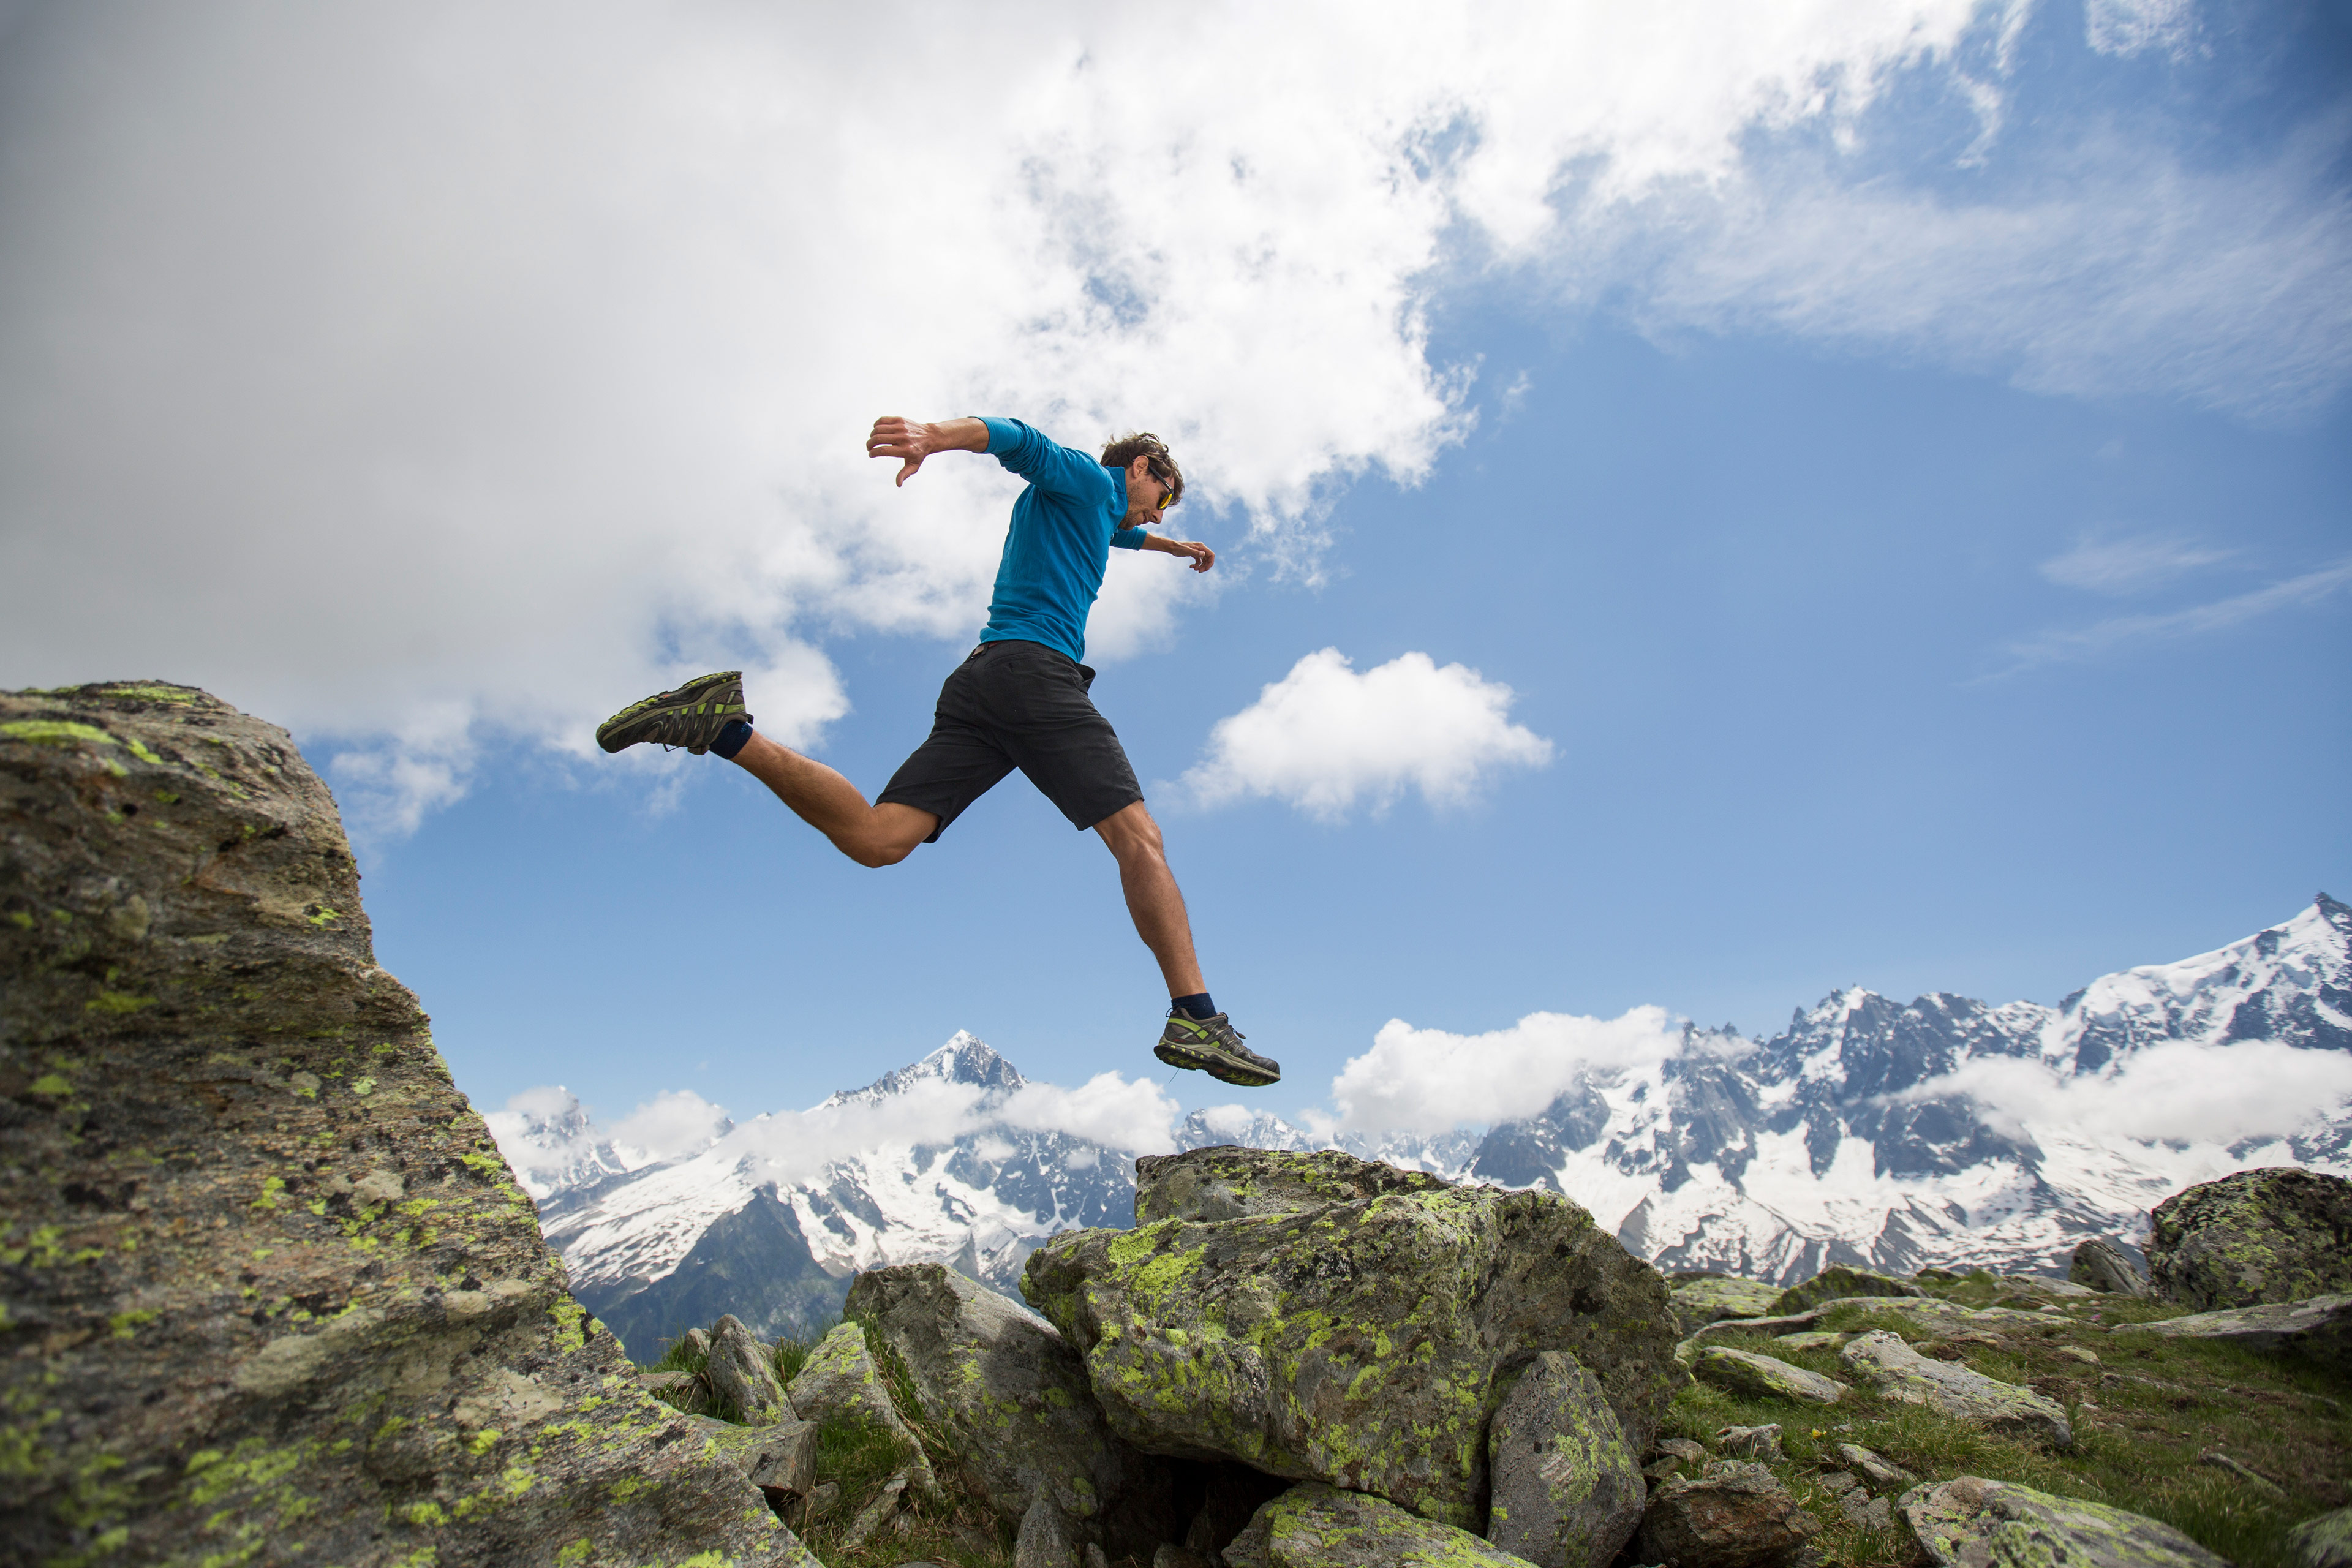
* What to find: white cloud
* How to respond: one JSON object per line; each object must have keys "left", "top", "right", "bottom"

{"left": 1178, "top": 649, "right": 1554, "bottom": 820}
{"left": 2084, "top": 0, "right": 2196, "bottom": 58}
{"left": 1989, "top": 554, "right": 2352, "bottom": 676}
{"left": 2038, "top": 533, "right": 2231, "bottom": 595}
{"left": 1895, "top": 1038, "right": 2352, "bottom": 1145}
{"left": 609, "top": 1089, "right": 732, "bottom": 1166}
{"left": 1330, "top": 1006, "right": 1687, "bottom": 1137}
{"left": 1001, "top": 1074, "right": 1182, "bottom": 1158}
{"left": 1, "top": 0, "right": 2342, "bottom": 832}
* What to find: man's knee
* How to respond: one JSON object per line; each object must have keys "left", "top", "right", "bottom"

{"left": 1095, "top": 800, "right": 1164, "bottom": 860}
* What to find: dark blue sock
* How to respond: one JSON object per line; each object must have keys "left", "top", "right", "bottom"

{"left": 711, "top": 718, "right": 755, "bottom": 760}
{"left": 1171, "top": 992, "right": 1216, "bottom": 1021}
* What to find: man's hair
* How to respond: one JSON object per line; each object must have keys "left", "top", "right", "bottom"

{"left": 1101, "top": 432, "right": 1183, "bottom": 506}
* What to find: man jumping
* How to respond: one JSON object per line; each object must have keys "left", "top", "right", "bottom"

{"left": 595, "top": 417, "right": 1280, "bottom": 1088}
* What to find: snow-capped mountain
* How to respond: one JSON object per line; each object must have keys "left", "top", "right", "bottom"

{"left": 494, "top": 895, "right": 2352, "bottom": 1359}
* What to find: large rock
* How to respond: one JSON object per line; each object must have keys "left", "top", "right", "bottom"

{"left": 708, "top": 1311, "right": 793, "bottom": 1423}
{"left": 1669, "top": 1273, "right": 1784, "bottom": 1337}
{"left": 2109, "top": 1294, "right": 2352, "bottom": 1363}
{"left": 1485, "top": 1352, "right": 1645, "bottom": 1568}
{"left": 2071, "top": 1239, "right": 2150, "bottom": 1297}
{"left": 1634, "top": 1460, "right": 1820, "bottom": 1568}
{"left": 1768, "top": 1265, "right": 1923, "bottom": 1316}
{"left": 1899, "top": 1476, "right": 2226, "bottom": 1568}
{"left": 0, "top": 684, "right": 813, "bottom": 1564}
{"left": 785, "top": 1319, "right": 944, "bottom": 1502}
{"left": 1023, "top": 1147, "right": 1683, "bottom": 1531}
{"left": 846, "top": 1262, "right": 1164, "bottom": 1547}
{"left": 1224, "top": 1482, "right": 1540, "bottom": 1568}
{"left": 1693, "top": 1346, "right": 1846, "bottom": 1406}
{"left": 1840, "top": 1331, "right": 2073, "bottom": 1447}
{"left": 2288, "top": 1505, "right": 2352, "bottom": 1568}
{"left": 2148, "top": 1169, "right": 2352, "bottom": 1310}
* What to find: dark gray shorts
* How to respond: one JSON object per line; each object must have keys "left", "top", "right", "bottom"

{"left": 877, "top": 639, "right": 1144, "bottom": 842}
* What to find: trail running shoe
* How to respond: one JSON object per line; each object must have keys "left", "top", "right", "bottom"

{"left": 595, "top": 671, "right": 749, "bottom": 756}
{"left": 1155, "top": 1011, "right": 1281, "bottom": 1087}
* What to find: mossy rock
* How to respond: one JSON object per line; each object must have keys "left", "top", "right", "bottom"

{"left": 1768, "top": 1265, "right": 1923, "bottom": 1316}
{"left": 1668, "top": 1273, "right": 1784, "bottom": 1337}
{"left": 1900, "top": 1475, "right": 2228, "bottom": 1568}
{"left": 2147, "top": 1167, "right": 2352, "bottom": 1311}
{"left": 1223, "top": 1481, "right": 1542, "bottom": 1567}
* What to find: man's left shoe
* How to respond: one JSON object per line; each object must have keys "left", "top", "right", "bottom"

{"left": 1155, "top": 1011, "right": 1281, "bottom": 1087}
{"left": 596, "top": 671, "right": 748, "bottom": 755}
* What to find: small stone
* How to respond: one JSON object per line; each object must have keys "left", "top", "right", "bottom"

{"left": 2286, "top": 1504, "right": 2352, "bottom": 1568}
{"left": 1153, "top": 1547, "right": 1215, "bottom": 1568}
{"left": 845, "top": 1474, "right": 911, "bottom": 1553}
{"left": 2057, "top": 1346, "right": 2101, "bottom": 1365}
{"left": 682, "top": 1326, "right": 712, "bottom": 1358}
{"left": 1223, "top": 1482, "right": 1533, "bottom": 1567}
{"left": 1901, "top": 1476, "right": 2226, "bottom": 1568}
{"left": 1839, "top": 1330, "right": 2072, "bottom": 1447}
{"left": 1696, "top": 1346, "right": 1847, "bottom": 1406}
{"left": 746, "top": 1419, "right": 820, "bottom": 1503}
{"left": 1834, "top": 1443, "right": 1915, "bottom": 1494}
{"left": 1086, "top": 1546, "right": 1111, "bottom": 1568}
{"left": 2071, "top": 1239, "right": 2150, "bottom": 1297}
{"left": 1654, "top": 1438, "right": 1708, "bottom": 1464}
{"left": 1016, "top": 1496, "right": 1080, "bottom": 1568}
{"left": 2198, "top": 1451, "right": 2286, "bottom": 1500}
{"left": 1635, "top": 1461, "right": 1820, "bottom": 1568}
{"left": 1716, "top": 1424, "right": 1785, "bottom": 1461}
{"left": 802, "top": 1479, "right": 841, "bottom": 1520}
{"left": 1771, "top": 1331, "right": 1848, "bottom": 1352}
{"left": 705, "top": 1313, "right": 791, "bottom": 1424}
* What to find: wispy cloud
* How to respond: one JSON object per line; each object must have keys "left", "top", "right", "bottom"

{"left": 2038, "top": 533, "right": 2231, "bottom": 595}
{"left": 1988, "top": 555, "right": 2352, "bottom": 677}
{"left": 1175, "top": 649, "right": 1553, "bottom": 821}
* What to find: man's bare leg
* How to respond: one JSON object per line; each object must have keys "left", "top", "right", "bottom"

{"left": 1093, "top": 801, "right": 1206, "bottom": 998}
{"left": 728, "top": 731, "right": 937, "bottom": 869}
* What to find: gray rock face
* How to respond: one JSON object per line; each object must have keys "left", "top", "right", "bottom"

{"left": 2071, "top": 1240, "right": 2150, "bottom": 1297}
{"left": 708, "top": 1313, "right": 792, "bottom": 1423}
{"left": 1017, "top": 1494, "right": 1082, "bottom": 1568}
{"left": 2148, "top": 1169, "right": 2352, "bottom": 1310}
{"left": 1840, "top": 1331, "right": 2073, "bottom": 1447}
{"left": 1899, "top": 1475, "right": 2226, "bottom": 1568}
{"left": 1768, "top": 1266, "right": 1924, "bottom": 1316}
{"left": 785, "top": 1319, "right": 944, "bottom": 1502}
{"left": 0, "top": 684, "right": 812, "bottom": 1566}
{"left": 1023, "top": 1148, "right": 1682, "bottom": 1531}
{"left": 2287, "top": 1504, "right": 2352, "bottom": 1568}
{"left": 1485, "top": 1352, "right": 1645, "bottom": 1568}
{"left": 1694, "top": 1347, "right": 1847, "bottom": 1406}
{"left": 846, "top": 1262, "right": 1156, "bottom": 1542}
{"left": 1224, "top": 1482, "right": 1542, "bottom": 1568}
{"left": 2109, "top": 1294, "right": 2352, "bottom": 1363}
{"left": 1635, "top": 1460, "right": 1820, "bottom": 1568}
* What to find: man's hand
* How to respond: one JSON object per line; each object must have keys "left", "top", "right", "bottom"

{"left": 867, "top": 416, "right": 988, "bottom": 486}
{"left": 1142, "top": 533, "right": 1216, "bottom": 573}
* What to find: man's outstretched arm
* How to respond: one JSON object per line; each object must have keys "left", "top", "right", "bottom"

{"left": 867, "top": 417, "right": 989, "bottom": 485}
{"left": 1134, "top": 531, "right": 1215, "bottom": 573}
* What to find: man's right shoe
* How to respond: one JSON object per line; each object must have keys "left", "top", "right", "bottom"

{"left": 1155, "top": 1011, "right": 1281, "bottom": 1088}
{"left": 596, "top": 671, "right": 748, "bottom": 755}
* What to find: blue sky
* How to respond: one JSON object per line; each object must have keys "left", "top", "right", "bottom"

{"left": 2, "top": 1, "right": 2346, "bottom": 1145}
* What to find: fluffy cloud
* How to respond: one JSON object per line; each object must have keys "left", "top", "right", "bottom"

{"left": 1330, "top": 1006, "right": 1687, "bottom": 1137}
{"left": 609, "top": 1089, "right": 733, "bottom": 1166}
{"left": 1178, "top": 649, "right": 1554, "bottom": 820}
{"left": 2038, "top": 534, "right": 2231, "bottom": 595}
{"left": 1896, "top": 1038, "right": 2352, "bottom": 1145}
{"left": 2, "top": 0, "right": 2343, "bottom": 833}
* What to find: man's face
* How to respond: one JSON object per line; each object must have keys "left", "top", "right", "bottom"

{"left": 1123, "top": 454, "right": 1175, "bottom": 526}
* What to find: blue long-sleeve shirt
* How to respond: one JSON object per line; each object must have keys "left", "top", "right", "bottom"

{"left": 977, "top": 417, "right": 1145, "bottom": 665}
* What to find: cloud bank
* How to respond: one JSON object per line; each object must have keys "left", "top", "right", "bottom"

{"left": 1178, "top": 648, "right": 1554, "bottom": 820}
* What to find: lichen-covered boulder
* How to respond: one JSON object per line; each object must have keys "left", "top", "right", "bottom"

{"left": 1485, "top": 1352, "right": 1644, "bottom": 1568}
{"left": 846, "top": 1262, "right": 1166, "bottom": 1548}
{"left": 2148, "top": 1169, "right": 2352, "bottom": 1310}
{"left": 2071, "top": 1239, "right": 2150, "bottom": 1297}
{"left": 1022, "top": 1148, "right": 1682, "bottom": 1531}
{"left": 1224, "top": 1482, "right": 1542, "bottom": 1568}
{"left": 1840, "top": 1331, "right": 2072, "bottom": 1447}
{"left": 1668, "top": 1273, "right": 1784, "bottom": 1337}
{"left": 785, "top": 1319, "right": 944, "bottom": 1502}
{"left": 1635, "top": 1460, "right": 1820, "bottom": 1568}
{"left": 709, "top": 1311, "right": 793, "bottom": 1423}
{"left": 2109, "top": 1294, "right": 2351, "bottom": 1363}
{"left": 1694, "top": 1347, "right": 1847, "bottom": 1406}
{"left": 1899, "top": 1476, "right": 2226, "bottom": 1568}
{"left": 0, "top": 682, "right": 812, "bottom": 1565}
{"left": 1768, "top": 1266, "right": 1923, "bottom": 1316}
{"left": 2288, "top": 1504, "right": 2352, "bottom": 1568}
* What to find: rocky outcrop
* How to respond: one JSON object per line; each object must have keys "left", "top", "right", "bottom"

{"left": 1840, "top": 1331, "right": 2073, "bottom": 1447}
{"left": 785, "top": 1318, "right": 946, "bottom": 1503}
{"left": 2109, "top": 1294, "right": 2351, "bottom": 1363}
{"left": 1485, "top": 1352, "right": 1645, "bottom": 1568}
{"left": 1224, "top": 1482, "right": 1540, "bottom": 1568}
{"left": 2289, "top": 1505, "right": 2352, "bottom": 1568}
{"left": 846, "top": 1261, "right": 1169, "bottom": 1553}
{"left": 0, "top": 683, "right": 812, "bottom": 1564}
{"left": 1635, "top": 1460, "right": 1819, "bottom": 1568}
{"left": 2148, "top": 1169, "right": 2352, "bottom": 1310}
{"left": 1767, "top": 1265, "right": 1922, "bottom": 1316}
{"left": 1693, "top": 1346, "right": 1846, "bottom": 1406}
{"left": 1900, "top": 1476, "right": 2227, "bottom": 1568}
{"left": 1023, "top": 1147, "right": 1682, "bottom": 1531}
{"left": 2070, "top": 1238, "right": 2150, "bottom": 1297}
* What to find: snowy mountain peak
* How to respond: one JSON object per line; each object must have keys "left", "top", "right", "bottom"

{"left": 816, "top": 1029, "right": 1025, "bottom": 1109}
{"left": 481, "top": 1086, "right": 636, "bottom": 1201}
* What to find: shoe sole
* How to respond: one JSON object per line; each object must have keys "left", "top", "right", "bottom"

{"left": 1155, "top": 1037, "right": 1279, "bottom": 1087}
{"left": 597, "top": 671, "right": 743, "bottom": 754}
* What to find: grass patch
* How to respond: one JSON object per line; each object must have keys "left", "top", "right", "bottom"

{"left": 1671, "top": 1289, "right": 2350, "bottom": 1568}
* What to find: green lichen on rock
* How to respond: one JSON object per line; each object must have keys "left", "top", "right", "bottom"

{"left": 1223, "top": 1481, "right": 1542, "bottom": 1568}
{"left": 1839, "top": 1330, "right": 2072, "bottom": 1448}
{"left": 1900, "top": 1475, "right": 2228, "bottom": 1568}
{"left": 2147, "top": 1167, "right": 2352, "bottom": 1311}
{"left": 0, "top": 682, "right": 813, "bottom": 1565}
{"left": 1768, "top": 1266, "right": 1923, "bottom": 1317}
{"left": 1694, "top": 1346, "right": 1848, "bottom": 1406}
{"left": 784, "top": 1319, "right": 943, "bottom": 1505}
{"left": 1023, "top": 1147, "right": 1682, "bottom": 1532}
{"left": 1484, "top": 1351, "right": 1643, "bottom": 1568}
{"left": 2286, "top": 1504, "right": 2352, "bottom": 1568}
{"left": 1668, "top": 1273, "right": 1784, "bottom": 1337}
